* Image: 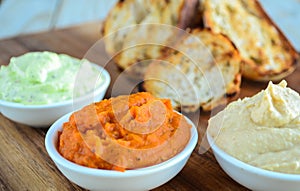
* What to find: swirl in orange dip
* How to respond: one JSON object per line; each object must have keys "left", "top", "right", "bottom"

{"left": 58, "top": 92, "right": 191, "bottom": 171}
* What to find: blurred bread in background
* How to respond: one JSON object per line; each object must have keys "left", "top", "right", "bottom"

{"left": 201, "top": 0, "right": 299, "bottom": 81}
{"left": 102, "top": 0, "right": 200, "bottom": 78}
{"left": 143, "top": 29, "right": 241, "bottom": 112}
{"left": 102, "top": 0, "right": 299, "bottom": 111}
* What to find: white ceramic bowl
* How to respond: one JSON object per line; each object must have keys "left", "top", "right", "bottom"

{"left": 45, "top": 112, "right": 198, "bottom": 191}
{"left": 0, "top": 64, "right": 110, "bottom": 127}
{"left": 207, "top": 133, "right": 300, "bottom": 191}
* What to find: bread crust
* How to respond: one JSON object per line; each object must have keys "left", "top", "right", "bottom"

{"left": 143, "top": 29, "right": 241, "bottom": 112}
{"left": 202, "top": 0, "right": 299, "bottom": 81}
{"left": 178, "top": 0, "right": 202, "bottom": 29}
{"left": 102, "top": 0, "right": 201, "bottom": 79}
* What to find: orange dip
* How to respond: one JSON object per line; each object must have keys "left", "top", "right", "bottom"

{"left": 58, "top": 92, "right": 191, "bottom": 171}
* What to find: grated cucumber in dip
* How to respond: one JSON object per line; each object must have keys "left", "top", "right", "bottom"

{"left": 0, "top": 51, "right": 103, "bottom": 105}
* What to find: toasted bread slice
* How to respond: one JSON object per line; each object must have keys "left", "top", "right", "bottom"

{"left": 201, "top": 0, "right": 299, "bottom": 81}
{"left": 143, "top": 29, "right": 241, "bottom": 112}
{"left": 102, "top": 0, "right": 200, "bottom": 79}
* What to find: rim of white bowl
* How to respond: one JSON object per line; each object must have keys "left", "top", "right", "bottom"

{"left": 0, "top": 64, "right": 110, "bottom": 109}
{"left": 45, "top": 112, "right": 198, "bottom": 177}
{"left": 207, "top": 133, "right": 300, "bottom": 180}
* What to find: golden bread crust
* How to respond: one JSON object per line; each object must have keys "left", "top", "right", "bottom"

{"left": 144, "top": 29, "right": 241, "bottom": 112}
{"left": 102, "top": 0, "right": 201, "bottom": 78}
{"left": 202, "top": 0, "right": 299, "bottom": 81}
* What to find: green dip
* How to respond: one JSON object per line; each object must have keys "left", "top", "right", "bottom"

{"left": 0, "top": 51, "right": 103, "bottom": 105}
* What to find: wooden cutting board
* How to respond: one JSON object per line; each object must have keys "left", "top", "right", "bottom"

{"left": 0, "top": 22, "right": 299, "bottom": 191}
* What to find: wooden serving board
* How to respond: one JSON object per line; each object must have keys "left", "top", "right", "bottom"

{"left": 0, "top": 22, "right": 299, "bottom": 191}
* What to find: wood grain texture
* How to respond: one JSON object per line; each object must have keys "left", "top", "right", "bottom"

{"left": 0, "top": 22, "right": 299, "bottom": 191}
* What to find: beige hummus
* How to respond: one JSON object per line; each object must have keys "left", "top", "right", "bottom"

{"left": 208, "top": 80, "right": 300, "bottom": 174}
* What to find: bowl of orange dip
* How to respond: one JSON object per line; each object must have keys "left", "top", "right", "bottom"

{"left": 45, "top": 92, "right": 198, "bottom": 191}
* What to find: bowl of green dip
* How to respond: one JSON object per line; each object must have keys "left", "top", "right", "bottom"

{"left": 0, "top": 51, "right": 110, "bottom": 127}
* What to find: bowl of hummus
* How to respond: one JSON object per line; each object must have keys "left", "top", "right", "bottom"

{"left": 0, "top": 51, "right": 110, "bottom": 127}
{"left": 207, "top": 80, "right": 300, "bottom": 191}
{"left": 45, "top": 92, "right": 198, "bottom": 191}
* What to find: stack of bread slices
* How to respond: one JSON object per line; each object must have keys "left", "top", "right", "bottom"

{"left": 102, "top": 0, "right": 299, "bottom": 112}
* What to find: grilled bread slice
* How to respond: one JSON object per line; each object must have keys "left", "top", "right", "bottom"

{"left": 143, "top": 29, "right": 241, "bottom": 112}
{"left": 102, "top": 0, "right": 200, "bottom": 79}
{"left": 201, "top": 0, "right": 299, "bottom": 81}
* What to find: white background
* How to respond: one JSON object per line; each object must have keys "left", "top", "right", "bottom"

{"left": 0, "top": 0, "right": 117, "bottom": 39}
